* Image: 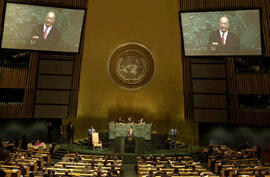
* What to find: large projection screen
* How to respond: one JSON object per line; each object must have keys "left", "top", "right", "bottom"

{"left": 180, "top": 9, "right": 262, "bottom": 56}
{"left": 1, "top": 2, "right": 85, "bottom": 53}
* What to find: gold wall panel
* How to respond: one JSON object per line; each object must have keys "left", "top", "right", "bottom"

{"left": 72, "top": 0, "right": 198, "bottom": 144}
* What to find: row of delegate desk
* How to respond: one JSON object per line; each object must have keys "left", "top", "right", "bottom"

{"left": 45, "top": 153, "right": 122, "bottom": 176}
{"left": 0, "top": 149, "right": 50, "bottom": 177}
{"left": 208, "top": 154, "right": 270, "bottom": 177}
{"left": 137, "top": 155, "right": 219, "bottom": 177}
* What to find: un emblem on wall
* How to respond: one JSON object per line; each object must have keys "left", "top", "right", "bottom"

{"left": 108, "top": 42, "right": 155, "bottom": 90}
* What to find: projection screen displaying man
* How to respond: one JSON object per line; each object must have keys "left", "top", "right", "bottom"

{"left": 208, "top": 16, "right": 240, "bottom": 53}
{"left": 30, "top": 11, "right": 60, "bottom": 50}
{"left": 1, "top": 2, "right": 85, "bottom": 53}
{"left": 180, "top": 9, "right": 262, "bottom": 56}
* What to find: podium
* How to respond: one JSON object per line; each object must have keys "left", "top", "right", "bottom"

{"left": 114, "top": 136, "right": 145, "bottom": 154}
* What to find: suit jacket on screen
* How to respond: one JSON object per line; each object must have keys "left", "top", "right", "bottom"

{"left": 208, "top": 30, "right": 240, "bottom": 53}
{"left": 30, "top": 24, "right": 60, "bottom": 50}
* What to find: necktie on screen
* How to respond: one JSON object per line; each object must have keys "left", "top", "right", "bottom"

{"left": 222, "top": 32, "right": 225, "bottom": 45}
{"left": 43, "top": 27, "right": 48, "bottom": 39}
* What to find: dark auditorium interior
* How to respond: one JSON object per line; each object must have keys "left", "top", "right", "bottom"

{"left": 1, "top": 0, "right": 270, "bottom": 177}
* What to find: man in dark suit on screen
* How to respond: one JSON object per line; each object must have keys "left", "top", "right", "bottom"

{"left": 30, "top": 11, "right": 60, "bottom": 50}
{"left": 208, "top": 16, "right": 240, "bottom": 54}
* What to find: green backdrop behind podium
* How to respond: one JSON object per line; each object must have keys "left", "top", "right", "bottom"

{"left": 109, "top": 123, "right": 152, "bottom": 140}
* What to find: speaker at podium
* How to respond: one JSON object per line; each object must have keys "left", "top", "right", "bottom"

{"left": 114, "top": 136, "right": 145, "bottom": 154}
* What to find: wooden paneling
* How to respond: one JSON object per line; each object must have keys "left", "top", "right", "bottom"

{"left": 0, "top": 52, "right": 38, "bottom": 119}
{"left": 225, "top": 58, "right": 236, "bottom": 94}
{"left": 183, "top": 57, "right": 194, "bottom": 121}
{"left": 38, "top": 60, "right": 73, "bottom": 75}
{"left": 22, "top": 52, "right": 39, "bottom": 118}
{"left": 194, "top": 109, "right": 227, "bottom": 123}
{"left": 261, "top": 0, "right": 270, "bottom": 56}
{"left": 0, "top": 67, "right": 28, "bottom": 88}
{"left": 235, "top": 74, "right": 270, "bottom": 94}
{"left": 34, "top": 105, "right": 68, "bottom": 118}
{"left": 193, "top": 79, "right": 226, "bottom": 93}
{"left": 236, "top": 108, "right": 270, "bottom": 125}
{"left": 39, "top": 54, "right": 74, "bottom": 60}
{"left": 226, "top": 58, "right": 270, "bottom": 126}
{"left": 35, "top": 90, "right": 70, "bottom": 104}
{"left": 68, "top": 54, "right": 80, "bottom": 119}
{"left": 192, "top": 64, "right": 226, "bottom": 78}
{"left": 37, "top": 75, "right": 72, "bottom": 89}
{"left": 0, "top": 103, "right": 24, "bottom": 118}
{"left": 226, "top": 58, "right": 238, "bottom": 123}
{"left": 191, "top": 59, "right": 225, "bottom": 64}
{"left": 35, "top": 54, "right": 75, "bottom": 118}
{"left": 193, "top": 94, "right": 227, "bottom": 109}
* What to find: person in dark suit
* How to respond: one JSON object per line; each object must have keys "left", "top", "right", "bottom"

{"left": 48, "top": 121, "right": 53, "bottom": 143}
{"left": 127, "top": 128, "right": 135, "bottom": 137}
{"left": 170, "top": 168, "right": 180, "bottom": 176}
{"left": 0, "top": 149, "right": 10, "bottom": 161}
{"left": 13, "top": 137, "right": 19, "bottom": 150}
{"left": 169, "top": 127, "right": 178, "bottom": 150}
{"left": 0, "top": 170, "right": 6, "bottom": 177}
{"left": 67, "top": 122, "right": 75, "bottom": 145}
{"left": 117, "top": 117, "right": 124, "bottom": 123}
{"left": 109, "top": 166, "right": 118, "bottom": 176}
{"left": 0, "top": 138, "right": 3, "bottom": 149}
{"left": 256, "top": 170, "right": 265, "bottom": 177}
{"left": 126, "top": 128, "right": 135, "bottom": 153}
{"left": 208, "top": 16, "right": 240, "bottom": 53}
{"left": 21, "top": 133, "right": 28, "bottom": 150}
{"left": 146, "top": 170, "right": 155, "bottom": 177}
{"left": 59, "top": 123, "right": 64, "bottom": 144}
{"left": 161, "top": 170, "right": 170, "bottom": 177}
{"left": 155, "top": 168, "right": 163, "bottom": 176}
{"left": 127, "top": 117, "right": 133, "bottom": 123}
{"left": 138, "top": 117, "right": 145, "bottom": 124}
{"left": 87, "top": 125, "right": 96, "bottom": 148}
{"left": 30, "top": 11, "right": 60, "bottom": 50}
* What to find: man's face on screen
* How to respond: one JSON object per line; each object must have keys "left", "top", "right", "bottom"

{"left": 219, "top": 16, "right": 230, "bottom": 32}
{"left": 45, "top": 12, "right": 56, "bottom": 27}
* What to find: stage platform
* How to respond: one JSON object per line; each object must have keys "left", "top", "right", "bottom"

{"left": 52, "top": 138, "right": 203, "bottom": 164}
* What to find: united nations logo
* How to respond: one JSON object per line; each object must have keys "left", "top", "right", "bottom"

{"left": 108, "top": 42, "right": 155, "bottom": 90}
